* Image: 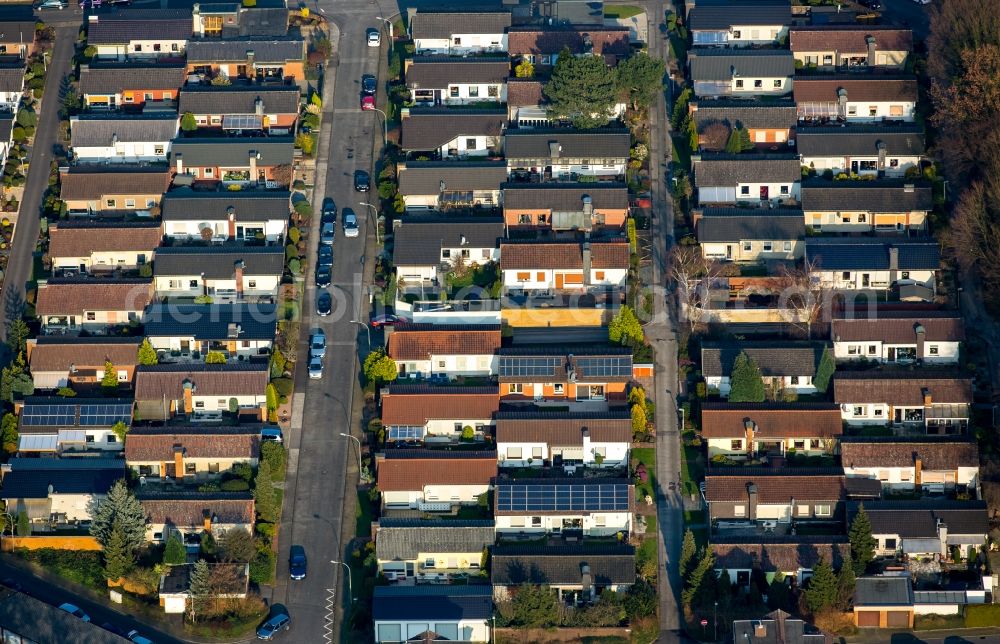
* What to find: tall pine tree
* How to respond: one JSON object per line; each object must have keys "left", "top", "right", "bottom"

{"left": 836, "top": 554, "right": 857, "bottom": 610}
{"left": 728, "top": 351, "right": 766, "bottom": 402}
{"left": 187, "top": 559, "right": 212, "bottom": 622}
{"left": 90, "top": 479, "right": 146, "bottom": 552}
{"left": 254, "top": 462, "right": 278, "bottom": 523}
{"left": 679, "top": 528, "right": 697, "bottom": 579}
{"left": 682, "top": 548, "right": 715, "bottom": 609}
{"left": 849, "top": 504, "right": 877, "bottom": 576}
{"left": 543, "top": 47, "right": 618, "bottom": 129}
{"left": 804, "top": 557, "right": 837, "bottom": 613}
{"left": 103, "top": 521, "right": 135, "bottom": 582}
{"left": 814, "top": 346, "right": 835, "bottom": 393}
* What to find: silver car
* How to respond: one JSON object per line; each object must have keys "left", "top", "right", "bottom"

{"left": 320, "top": 222, "right": 335, "bottom": 245}
{"left": 308, "top": 355, "right": 323, "bottom": 379}
{"left": 309, "top": 330, "right": 326, "bottom": 359}
{"left": 343, "top": 210, "right": 359, "bottom": 238}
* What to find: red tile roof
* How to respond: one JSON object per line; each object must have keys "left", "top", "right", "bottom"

{"left": 377, "top": 451, "right": 498, "bottom": 491}
{"left": 833, "top": 372, "right": 973, "bottom": 405}
{"left": 28, "top": 338, "right": 141, "bottom": 373}
{"left": 35, "top": 280, "right": 152, "bottom": 317}
{"left": 381, "top": 386, "right": 500, "bottom": 426}
{"left": 495, "top": 413, "right": 632, "bottom": 445}
{"left": 705, "top": 472, "right": 846, "bottom": 503}
{"left": 701, "top": 404, "right": 843, "bottom": 439}
{"left": 507, "top": 27, "right": 630, "bottom": 58}
{"left": 125, "top": 430, "right": 260, "bottom": 461}
{"left": 840, "top": 439, "right": 979, "bottom": 470}
{"left": 49, "top": 223, "right": 163, "bottom": 258}
{"left": 139, "top": 495, "right": 255, "bottom": 526}
{"left": 387, "top": 327, "right": 501, "bottom": 361}
{"left": 790, "top": 26, "right": 913, "bottom": 54}
{"left": 794, "top": 77, "right": 918, "bottom": 103}
{"left": 831, "top": 313, "right": 965, "bottom": 343}
{"left": 500, "top": 241, "right": 629, "bottom": 271}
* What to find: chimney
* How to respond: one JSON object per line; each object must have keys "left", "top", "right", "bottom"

{"left": 203, "top": 510, "right": 212, "bottom": 533}
{"left": 401, "top": 107, "right": 411, "bottom": 120}
{"left": 88, "top": 15, "right": 98, "bottom": 23}
{"left": 888, "top": 246, "right": 899, "bottom": 271}
{"left": 915, "top": 323, "right": 926, "bottom": 360}
{"left": 234, "top": 260, "right": 246, "bottom": 299}
{"left": 249, "top": 150, "right": 258, "bottom": 181}
{"left": 580, "top": 564, "right": 594, "bottom": 599}
{"left": 182, "top": 380, "right": 194, "bottom": 414}
{"left": 201, "top": 271, "right": 207, "bottom": 296}
{"left": 582, "top": 426, "right": 591, "bottom": 459}
{"left": 922, "top": 387, "right": 932, "bottom": 408}
{"left": 914, "top": 457, "right": 922, "bottom": 487}
{"left": 227, "top": 206, "right": 237, "bottom": 240}
{"left": 246, "top": 49, "right": 255, "bottom": 62}
{"left": 837, "top": 88, "right": 848, "bottom": 119}
{"left": 254, "top": 97, "right": 264, "bottom": 116}
{"left": 174, "top": 445, "right": 185, "bottom": 478}
{"left": 549, "top": 141, "right": 561, "bottom": 160}
{"left": 174, "top": 152, "right": 183, "bottom": 175}
{"left": 937, "top": 518, "right": 948, "bottom": 558}
{"left": 866, "top": 35, "right": 877, "bottom": 67}
{"left": 582, "top": 241, "right": 592, "bottom": 287}
{"left": 877, "top": 141, "right": 887, "bottom": 171}
{"left": 903, "top": 183, "right": 915, "bottom": 193}
{"left": 754, "top": 622, "right": 767, "bottom": 638}
{"left": 80, "top": 63, "right": 89, "bottom": 74}
{"left": 747, "top": 483, "right": 758, "bottom": 520}
{"left": 744, "top": 419, "right": 756, "bottom": 455}
{"left": 582, "top": 195, "right": 593, "bottom": 218}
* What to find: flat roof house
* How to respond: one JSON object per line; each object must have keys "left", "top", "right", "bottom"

{"left": 26, "top": 336, "right": 141, "bottom": 391}
{"left": 494, "top": 477, "right": 634, "bottom": 538}
{"left": 133, "top": 362, "right": 269, "bottom": 421}
{"left": 701, "top": 402, "right": 843, "bottom": 461}
{"left": 16, "top": 396, "right": 133, "bottom": 454}
{"left": 798, "top": 125, "right": 925, "bottom": 179}
{"left": 693, "top": 153, "right": 801, "bottom": 206}
{"left": 400, "top": 108, "right": 506, "bottom": 159}
{"left": 380, "top": 385, "right": 500, "bottom": 441}
{"left": 397, "top": 161, "right": 507, "bottom": 211}
{"left": 0, "top": 457, "right": 124, "bottom": 528}
{"left": 153, "top": 246, "right": 284, "bottom": 302}
{"left": 794, "top": 75, "right": 918, "bottom": 123}
{"left": 377, "top": 449, "right": 498, "bottom": 512}
{"left": 840, "top": 436, "right": 980, "bottom": 493}
{"left": 831, "top": 310, "right": 964, "bottom": 364}
{"left": 59, "top": 166, "right": 170, "bottom": 216}
{"left": 35, "top": 278, "right": 152, "bottom": 334}
{"left": 853, "top": 576, "right": 913, "bottom": 629}
{"left": 833, "top": 370, "right": 972, "bottom": 433}
{"left": 373, "top": 586, "right": 493, "bottom": 644}
{"left": 495, "top": 411, "right": 632, "bottom": 470}
{"left": 48, "top": 221, "right": 162, "bottom": 276}
{"left": 695, "top": 209, "right": 804, "bottom": 262}
{"left": 689, "top": 49, "right": 794, "bottom": 98}
{"left": 801, "top": 179, "right": 932, "bottom": 233}
{"left": 375, "top": 517, "right": 495, "bottom": 581}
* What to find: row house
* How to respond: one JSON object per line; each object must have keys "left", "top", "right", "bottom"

{"left": 701, "top": 342, "right": 825, "bottom": 398}
{"left": 0, "top": 458, "right": 123, "bottom": 528}
{"left": 405, "top": 57, "right": 509, "bottom": 107}
{"left": 831, "top": 311, "right": 964, "bottom": 365}
{"left": 26, "top": 336, "right": 141, "bottom": 390}
{"left": 497, "top": 346, "right": 633, "bottom": 407}
{"left": 798, "top": 125, "right": 925, "bottom": 178}
{"left": 125, "top": 426, "right": 261, "bottom": 481}
{"left": 502, "top": 183, "right": 629, "bottom": 232}
{"left": 789, "top": 26, "right": 912, "bottom": 70}
{"left": 712, "top": 536, "right": 849, "bottom": 589}
{"left": 375, "top": 518, "right": 496, "bottom": 580}
{"left": 850, "top": 500, "right": 988, "bottom": 560}
{"left": 833, "top": 371, "right": 972, "bottom": 433}
{"left": 87, "top": 10, "right": 190, "bottom": 61}
{"left": 494, "top": 411, "right": 632, "bottom": 469}
{"left": 373, "top": 586, "right": 492, "bottom": 644}
{"left": 695, "top": 209, "right": 804, "bottom": 262}
{"left": 805, "top": 238, "right": 939, "bottom": 297}
{"left": 16, "top": 396, "right": 133, "bottom": 453}
{"left": 801, "top": 180, "right": 932, "bottom": 233}
{"left": 397, "top": 161, "right": 506, "bottom": 211}
{"left": 69, "top": 113, "right": 177, "bottom": 164}
{"left": 689, "top": 49, "right": 794, "bottom": 98}
{"left": 505, "top": 77, "right": 555, "bottom": 127}
{"left": 78, "top": 62, "right": 185, "bottom": 110}
{"left": 399, "top": 108, "right": 506, "bottom": 159}
{"left": 689, "top": 1, "right": 791, "bottom": 47}
{"left": 693, "top": 153, "right": 801, "bottom": 205}
{"left": 701, "top": 403, "right": 843, "bottom": 460}
{"left": 494, "top": 477, "right": 633, "bottom": 538}
{"left": 840, "top": 437, "right": 980, "bottom": 493}
{"left": 794, "top": 76, "right": 918, "bottom": 123}
{"left": 36, "top": 278, "right": 152, "bottom": 334}
{"left": 177, "top": 86, "right": 300, "bottom": 135}
{"left": 499, "top": 239, "right": 629, "bottom": 294}
{"left": 0, "top": 8, "right": 38, "bottom": 58}
{"left": 503, "top": 128, "right": 630, "bottom": 181}
{"left": 60, "top": 166, "right": 170, "bottom": 216}
{"left": 160, "top": 190, "right": 289, "bottom": 242}
{"left": 152, "top": 246, "right": 284, "bottom": 301}
{"left": 133, "top": 362, "right": 269, "bottom": 421}
{"left": 391, "top": 215, "right": 503, "bottom": 286}
{"left": 48, "top": 221, "right": 162, "bottom": 275}
{"left": 386, "top": 325, "right": 501, "bottom": 379}
{"left": 139, "top": 492, "right": 255, "bottom": 544}
{"left": 191, "top": 3, "right": 290, "bottom": 38}
{"left": 143, "top": 303, "right": 276, "bottom": 361}
{"left": 690, "top": 99, "right": 797, "bottom": 149}
{"left": 379, "top": 385, "right": 500, "bottom": 441}
{"left": 185, "top": 37, "right": 306, "bottom": 82}
{"left": 170, "top": 137, "right": 294, "bottom": 188}
{"left": 507, "top": 25, "right": 631, "bottom": 69}
{"left": 377, "top": 450, "right": 497, "bottom": 511}
{"left": 0, "top": 66, "right": 23, "bottom": 111}
{"left": 491, "top": 545, "right": 636, "bottom": 601}
{"left": 409, "top": 9, "right": 511, "bottom": 55}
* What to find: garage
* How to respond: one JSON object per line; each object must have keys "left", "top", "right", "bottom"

{"left": 886, "top": 611, "right": 910, "bottom": 628}
{"left": 856, "top": 611, "right": 879, "bottom": 627}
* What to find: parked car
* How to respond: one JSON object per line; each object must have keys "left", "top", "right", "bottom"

{"left": 257, "top": 605, "right": 291, "bottom": 640}
{"left": 362, "top": 75, "right": 377, "bottom": 96}
{"left": 261, "top": 427, "right": 284, "bottom": 443}
{"left": 354, "top": 170, "right": 370, "bottom": 192}
{"left": 321, "top": 198, "right": 337, "bottom": 224}
{"left": 342, "top": 209, "right": 359, "bottom": 238}
{"left": 58, "top": 604, "right": 90, "bottom": 622}
{"left": 128, "top": 631, "right": 155, "bottom": 644}
{"left": 370, "top": 314, "right": 400, "bottom": 328}
{"left": 289, "top": 545, "right": 307, "bottom": 580}
{"left": 317, "top": 245, "right": 333, "bottom": 268}
{"left": 310, "top": 330, "right": 326, "bottom": 359}
{"left": 366, "top": 28, "right": 381, "bottom": 47}
{"left": 37, "top": 0, "right": 67, "bottom": 9}
{"left": 320, "top": 222, "right": 335, "bottom": 245}
{"left": 315, "top": 265, "right": 331, "bottom": 288}
{"left": 308, "top": 356, "right": 323, "bottom": 380}
{"left": 317, "top": 292, "right": 332, "bottom": 316}
{"left": 361, "top": 95, "right": 375, "bottom": 111}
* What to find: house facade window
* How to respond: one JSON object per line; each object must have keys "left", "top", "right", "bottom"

{"left": 733, "top": 505, "right": 746, "bottom": 517}
{"left": 815, "top": 504, "right": 832, "bottom": 517}
{"left": 730, "top": 439, "right": 742, "bottom": 450}
{"left": 508, "top": 383, "right": 523, "bottom": 394}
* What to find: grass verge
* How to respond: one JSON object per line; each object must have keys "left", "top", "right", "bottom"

{"left": 605, "top": 5, "right": 644, "bottom": 18}
{"left": 632, "top": 447, "right": 656, "bottom": 501}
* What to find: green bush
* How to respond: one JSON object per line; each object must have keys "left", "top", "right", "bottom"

{"left": 249, "top": 543, "right": 275, "bottom": 584}
{"left": 14, "top": 548, "right": 104, "bottom": 589}
{"left": 255, "top": 522, "right": 275, "bottom": 540}
{"left": 221, "top": 479, "right": 250, "bottom": 492}
{"left": 231, "top": 462, "right": 254, "bottom": 482}
{"left": 966, "top": 604, "right": 1000, "bottom": 627}
{"left": 271, "top": 377, "right": 294, "bottom": 396}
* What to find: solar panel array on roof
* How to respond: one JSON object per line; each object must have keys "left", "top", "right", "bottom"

{"left": 576, "top": 357, "right": 631, "bottom": 378}
{"left": 21, "top": 404, "right": 75, "bottom": 427}
{"left": 222, "top": 114, "right": 263, "bottom": 130}
{"left": 497, "top": 482, "right": 630, "bottom": 512}
{"left": 79, "top": 403, "right": 132, "bottom": 426}
{"left": 498, "top": 356, "right": 561, "bottom": 378}
{"left": 21, "top": 401, "right": 132, "bottom": 427}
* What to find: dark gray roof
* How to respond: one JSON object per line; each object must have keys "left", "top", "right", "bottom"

{"left": 401, "top": 108, "right": 506, "bottom": 151}
{"left": 691, "top": 99, "right": 798, "bottom": 130}
{"left": 160, "top": 190, "right": 290, "bottom": 221}
{"left": 491, "top": 545, "right": 636, "bottom": 586}
{"left": 689, "top": 49, "right": 795, "bottom": 81}
{"left": 849, "top": 501, "right": 988, "bottom": 539}
{"left": 805, "top": 238, "right": 940, "bottom": 271}
{"left": 501, "top": 182, "right": 628, "bottom": 211}
{"left": 854, "top": 576, "right": 913, "bottom": 607}
{"left": 410, "top": 10, "right": 512, "bottom": 39}
{"left": 237, "top": 7, "right": 290, "bottom": 37}
{"left": 185, "top": 37, "right": 304, "bottom": 63}
{"left": 503, "top": 128, "right": 630, "bottom": 159}
{"left": 178, "top": 86, "right": 300, "bottom": 115}
{"left": 70, "top": 114, "right": 178, "bottom": 147}
{"left": 797, "top": 125, "right": 925, "bottom": 157}
{"left": 397, "top": 161, "right": 507, "bottom": 196}
{"left": 153, "top": 245, "right": 284, "bottom": 278}
{"left": 0, "top": 457, "right": 124, "bottom": 500}
{"left": 143, "top": 303, "right": 278, "bottom": 341}
{"left": 78, "top": 63, "right": 187, "bottom": 95}
{"left": 696, "top": 210, "right": 804, "bottom": 242}
{"left": 732, "top": 610, "right": 828, "bottom": 644}
{"left": 392, "top": 216, "right": 504, "bottom": 266}
{"left": 801, "top": 180, "right": 932, "bottom": 212}
{"left": 0, "top": 118, "right": 12, "bottom": 143}
{"left": 170, "top": 137, "right": 294, "bottom": 167}
{"left": 0, "top": 589, "right": 132, "bottom": 644}
{"left": 694, "top": 153, "right": 801, "bottom": 186}
{"left": 406, "top": 56, "right": 510, "bottom": 88}
{"left": 372, "top": 586, "right": 493, "bottom": 621}
{"left": 87, "top": 9, "right": 192, "bottom": 44}
{"left": 376, "top": 519, "right": 495, "bottom": 560}
{"left": 0, "top": 66, "right": 23, "bottom": 93}
{"left": 701, "top": 341, "right": 823, "bottom": 378}
{"left": 689, "top": 2, "right": 791, "bottom": 30}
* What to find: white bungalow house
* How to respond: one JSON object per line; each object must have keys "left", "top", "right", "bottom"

{"left": 143, "top": 303, "right": 276, "bottom": 361}
{"left": 125, "top": 426, "right": 261, "bottom": 481}
{"left": 696, "top": 210, "right": 805, "bottom": 262}
{"left": 801, "top": 180, "right": 932, "bottom": 234}
{"left": 391, "top": 216, "right": 503, "bottom": 286}
{"left": 48, "top": 221, "right": 162, "bottom": 276}
{"left": 689, "top": 2, "right": 791, "bottom": 47}
{"left": 713, "top": 537, "right": 850, "bottom": 589}
{"left": 152, "top": 246, "right": 284, "bottom": 301}
{"left": 405, "top": 57, "right": 509, "bottom": 106}
{"left": 410, "top": 10, "right": 511, "bottom": 54}
{"left": 35, "top": 278, "right": 152, "bottom": 334}
{"left": 0, "top": 66, "right": 25, "bottom": 110}
{"left": 689, "top": 50, "right": 794, "bottom": 98}
{"left": 86, "top": 12, "right": 190, "bottom": 61}
{"left": 377, "top": 450, "right": 497, "bottom": 511}
{"left": 160, "top": 191, "right": 289, "bottom": 243}
{"left": 798, "top": 125, "right": 925, "bottom": 178}
{"left": 503, "top": 128, "right": 630, "bottom": 181}
{"left": 495, "top": 412, "right": 632, "bottom": 469}
{"left": 833, "top": 371, "right": 972, "bottom": 433}
{"left": 701, "top": 403, "right": 843, "bottom": 460}
{"left": 850, "top": 500, "right": 988, "bottom": 559}
{"left": 492, "top": 545, "right": 636, "bottom": 601}
{"left": 133, "top": 363, "right": 269, "bottom": 421}
{"left": 386, "top": 325, "right": 500, "bottom": 379}
{"left": 493, "top": 478, "right": 633, "bottom": 538}
{"left": 794, "top": 76, "right": 918, "bottom": 123}
{"left": 840, "top": 437, "right": 980, "bottom": 493}
{"left": 373, "top": 586, "right": 493, "bottom": 644}
{"left": 805, "top": 238, "right": 939, "bottom": 296}
{"left": 69, "top": 114, "right": 177, "bottom": 164}
{"left": 375, "top": 518, "right": 496, "bottom": 581}
{"left": 400, "top": 108, "right": 506, "bottom": 159}
{"left": 693, "top": 154, "right": 802, "bottom": 206}
{"left": 139, "top": 493, "right": 255, "bottom": 544}
{"left": 380, "top": 385, "right": 499, "bottom": 441}
{"left": 701, "top": 342, "right": 825, "bottom": 398}
{"left": 397, "top": 161, "right": 507, "bottom": 211}
{"left": 831, "top": 311, "right": 964, "bottom": 364}
{"left": 499, "top": 240, "right": 629, "bottom": 294}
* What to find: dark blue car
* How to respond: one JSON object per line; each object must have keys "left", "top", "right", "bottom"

{"left": 289, "top": 545, "right": 307, "bottom": 580}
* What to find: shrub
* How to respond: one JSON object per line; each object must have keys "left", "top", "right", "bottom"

{"left": 221, "top": 479, "right": 251, "bottom": 492}
{"left": 249, "top": 543, "right": 275, "bottom": 584}
{"left": 255, "top": 522, "right": 275, "bottom": 540}
{"left": 271, "top": 377, "right": 294, "bottom": 396}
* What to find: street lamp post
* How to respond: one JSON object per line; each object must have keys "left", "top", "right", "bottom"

{"left": 349, "top": 319, "right": 371, "bottom": 348}
{"left": 330, "top": 560, "right": 354, "bottom": 602}
{"left": 714, "top": 601, "right": 718, "bottom": 641}
{"left": 369, "top": 107, "right": 388, "bottom": 147}
{"left": 339, "top": 432, "right": 363, "bottom": 475}
{"left": 375, "top": 15, "right": 394, "bottom": 41}
{"left": 358, "top": 202, "right": 381, "bottom": 244}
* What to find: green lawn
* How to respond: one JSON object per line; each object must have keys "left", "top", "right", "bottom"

{"left": 355, "top": 489, "right": 373, "bottom": 538}
{"left": 671, "top": 134, "right": 692, "bottom": 171}
{"left": 631, "top": 448, "right": 656, "bottom": 501}
{"left": 604, "top": 5, "right": 644, "bottom": 18}
{"left": 680, "top": 437, "right": 705, "bottom": 497}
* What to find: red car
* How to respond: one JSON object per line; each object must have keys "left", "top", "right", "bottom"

{"left": 361, "top": 95, "right": 375, "bottom": 111}
{"left": 370, "top": 314, "right": 400, "bottom": 328}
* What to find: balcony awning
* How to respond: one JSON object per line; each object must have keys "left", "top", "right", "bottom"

{"left": 927, "top": 404, "right": 969, "bottom": 420}
{"left": 223, "top": 114, "right": 263, "bottom": 130}
{"left": 19, "top": 434, "right": 58, "bottom": 451}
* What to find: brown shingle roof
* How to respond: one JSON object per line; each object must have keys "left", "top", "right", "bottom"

{"left": 139, "top": 495, "right": 255, "bottom": 526}
{"left": 712, "top": 538, "right": 850, "bottom": 572}
{"left": 831, "top": 312, "right": 965, "bottom": 343}
{"left": 500, "top": 241, "right": 628, "bottom": 271}
{"left": 840, "top": 438, "right": 979, "bottom": 470}
{"left": 35, "top": 279, "right": 152, "bottom": 316}
{"left": 591, "top": 242, "right": 629, "bottom": 269}
{"left": 125, "top": 428, "right": 260, "bottom": 462}
{"left": 405, "top": 57, "right": 510, "bottom": 88}
{"left": 494, "top": 412, "right": 632, "bottom": 445}
{"left": 507, "top": 26, "right": 630, "bottom": 58}
{"left": 793, "top": 76, "right": 918, "bottom": 103}
{"left": 401, "top": 108, "right": 506, "bottom": 151}
{"left": 28, "top": 337, "right": 141, "bottom": 373}
{"left": 705, "top": 471, "right": 846, "bottom": 503}
{"left": 387, "top": 326, "right": 501, "bottom": 361}
{"left": 49, "top": 223, "right": 162, "bottom": 259}
{"left": 133, "top": 363, "right": 269, "bottom": 401}
{"left": 381, "top": 386, "right": 500, "bottom": 426}
{"left": 59, "top": 168, "right": 171, "bottom": 202}
{"left": 701, "top": 403, "right": 843, "bottom": 439}
{"left": 833, "top": 372, "right": 973, "bottom": 405}
{"left": 790, "top": 26, "right": 913, "bottom": 54}
{"left": 377, "top": 451, "right": 498, "bottom": 492}
{"left": 506, "top": 79, "right": 544, "bottom": 107}
{"left": 78, "top": 63, "right": 186, "bottom": 95}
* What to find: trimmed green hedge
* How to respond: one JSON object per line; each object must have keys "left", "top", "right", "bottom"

{"left": 966, "top": 604, "right": 1000, "bottom": 627}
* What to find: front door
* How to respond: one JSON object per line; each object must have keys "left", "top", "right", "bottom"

{"left": 851, "top": 160, "right": 859, "bottom": 173}
{"left": 726, "top": 245, "right": 732, "bottom": 259}
{"left": 555, "top": 273, "right": 564, "bottom": 289}
{"left": 862, "top": 273, "right": 870, "bottom": 287}
{"left": 887, "top": 347, "right": 896, "bottom": 362}
{"left": 760, "top": 186, "right": 769, "bottom": 200}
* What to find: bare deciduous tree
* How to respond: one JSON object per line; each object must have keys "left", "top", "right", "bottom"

{"left": 700, "top": 121, "right": 731, "bottom": 151}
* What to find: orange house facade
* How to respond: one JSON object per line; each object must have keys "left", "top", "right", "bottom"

{"left": 497, "top": 347, "right": 633, "bottom": 408}
{"left": 185, "top": 38, "right": 306, "bottom": 83}
{"left": 501, "top": 183, "right": 629, "bottom": 232}
{"left": 690, "top": 100, "right": 798, "bottom": 149}
{"left": 78, "top": 63, "right": 186, "bottom": 110}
